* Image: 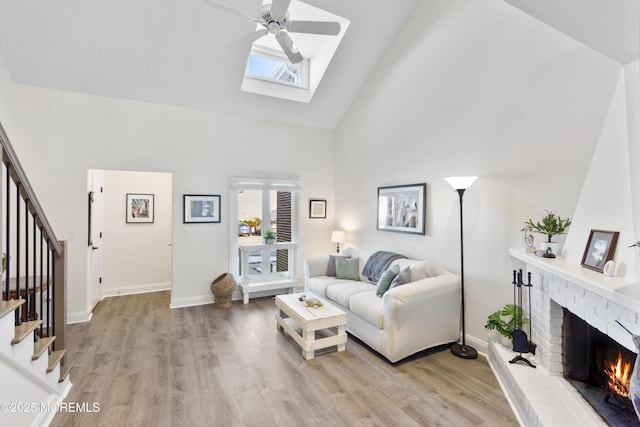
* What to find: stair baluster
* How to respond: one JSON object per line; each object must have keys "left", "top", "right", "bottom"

{"left": 0, "top": 118, "right": 69, "bottom": 391}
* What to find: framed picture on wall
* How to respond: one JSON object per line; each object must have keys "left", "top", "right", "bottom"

{"left": 184, "top": 194, "right": 221, "bottom": 223}
{"left": 377, "top": 183, "right": 426, "bottom": 235}
{"left": 126, "top": 193, "right": 154, "bottom": 223}
{"left": 309, "top": 199, "right": 327, "bottom": 218}
{"left": 581, "top": 229, "right": 619, "bottom": 272}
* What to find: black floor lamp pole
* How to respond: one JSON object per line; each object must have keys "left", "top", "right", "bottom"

{"left": 451, "top": 188, "right": 478, "bottom": 360}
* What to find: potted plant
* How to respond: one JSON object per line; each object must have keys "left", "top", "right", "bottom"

{"left": 263, "top": 229, "right": 276, "bottom": 245}
{"left": 485, "top": 304, "right": 528, "bottom": 346}
{"left": 525, "top": 210, "right": 571, "bottom": 253}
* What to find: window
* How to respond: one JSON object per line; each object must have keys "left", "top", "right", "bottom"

{"left": 229, "top": 176, "right": 299, "bottom": 282}
{"left": 245, "top": 46, "right": 309, "bottom": 90}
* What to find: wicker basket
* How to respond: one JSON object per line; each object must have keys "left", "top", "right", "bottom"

{"left": 210, "top": 273, "right": 237, "bottom": 308}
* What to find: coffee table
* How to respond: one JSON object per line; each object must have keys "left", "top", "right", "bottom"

{"left": 275, "top": 292, "right": 347, "bottom": 360}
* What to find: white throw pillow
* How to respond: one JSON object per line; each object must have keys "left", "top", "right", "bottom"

{"left": 410, "top": 260, "right": 433, "bottom": 282}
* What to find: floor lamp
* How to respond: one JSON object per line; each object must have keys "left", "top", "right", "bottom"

{"left": 445, "top": 176, "right": 478, "bottom": 360}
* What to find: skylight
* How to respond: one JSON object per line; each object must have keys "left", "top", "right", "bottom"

{"left": 240, "top": 0, "right": 350, "bottom": 103}
{"left": 246, "top": 48, "right": 309, "bottom": 89}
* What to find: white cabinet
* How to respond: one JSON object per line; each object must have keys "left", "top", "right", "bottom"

{"left": 238, "top": 242, "right": 299, "bottom": 304}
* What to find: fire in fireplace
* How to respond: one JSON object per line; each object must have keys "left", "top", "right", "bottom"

{"left": 605, "top": 351, "right": 632, "bottom": 399}
{"left": 563, "top": 309, "right": 640, "bottom": 426}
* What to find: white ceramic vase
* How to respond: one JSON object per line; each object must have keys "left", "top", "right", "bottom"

{"left": 501, "top": 334, "right": 512, "bottom": 349}
{"left": 539, "top": 241, "right": 559, "bottom": 254}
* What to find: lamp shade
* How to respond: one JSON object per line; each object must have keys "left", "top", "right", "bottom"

{"left": 444, "top": 176, "right": 478, "bottom": 190}
{"left": 331, "top": 231, "right": 346, "bottom": 244}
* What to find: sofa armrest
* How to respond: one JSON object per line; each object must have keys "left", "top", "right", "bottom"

{"left": 304, "top": 256, "right": 330, "bottom": 282}
{"left": 381, "top": 274, "right": 461, "bottom": 357}
{"left": 382, "top": 273, "right": 460, "bottom": 319}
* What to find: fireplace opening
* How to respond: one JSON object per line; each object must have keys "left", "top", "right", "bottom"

{"left": 563, "top": 309, "right": 640, "bottom": 426}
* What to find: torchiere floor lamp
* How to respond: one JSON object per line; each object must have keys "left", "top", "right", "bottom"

{"left": 445, "top": 176, "right": 478, "bottom": 360}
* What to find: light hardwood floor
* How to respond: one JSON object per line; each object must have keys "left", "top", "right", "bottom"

{"left": 51, "top": 291, "right": 518, "bottom": 426}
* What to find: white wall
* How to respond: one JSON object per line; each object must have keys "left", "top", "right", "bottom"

{"left": 624, "top": 61, "right": 640, "bottom": 278}
{"left": 562, "top": 71, "right": 637, "bottom": 278}
{"left": 101, "top": 170, "right": 173, "bottom": 296}
{"left": 0, "top": 54, "right": 336, "bottom": 319}
{"left": 333, "top": 0, "right": 623, "bottom": 346}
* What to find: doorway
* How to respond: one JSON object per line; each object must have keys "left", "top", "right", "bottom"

{"left": 87, "top": 169, "right": 173, "bottom": 308}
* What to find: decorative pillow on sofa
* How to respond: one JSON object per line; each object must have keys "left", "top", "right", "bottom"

{"left": 335, "top": 257, "right": 361, "bottom": 281}
{"left": 410, "top": 260, "right": 433, "bottom": 282}
{"left": 388, "top": 266, "right": 411, "bottom": 290}
{"left": 376, "top": 264, "right": 400, "bottom": 297}
{"left": 327, "top": 255, "right": 351, "bottom": 277}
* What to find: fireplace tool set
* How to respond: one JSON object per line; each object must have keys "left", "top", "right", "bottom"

{"left": 509, "top": 269, "right": 536, "bottom": 368}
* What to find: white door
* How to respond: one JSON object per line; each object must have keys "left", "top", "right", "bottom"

{"left": 88, "top": 170, "right": 104, "bottom": 310}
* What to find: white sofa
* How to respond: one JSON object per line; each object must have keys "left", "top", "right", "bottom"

{"left": 304, "top": 247, "right": 461, "bottom": 363}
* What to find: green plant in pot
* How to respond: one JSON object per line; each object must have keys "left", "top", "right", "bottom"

{"left": 485, "top": 304, "right": 528, "bottom": 344}
{"left": 525, "top": 210, "right": 571, "bottom": 252}
{"left": 263, "top": 229, "right": 276, "bottom": 244}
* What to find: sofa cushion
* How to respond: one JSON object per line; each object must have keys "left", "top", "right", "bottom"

{"left": 376, "top": 264, "right": 400, "bottom": 297}
{"left": 349, "top": 290, "right": 384, "bottom": 329}
{"left": 307, "top": 276, "right": 353, "bottom": 297}
{"left": 336, "top": 257, "right": 361, "bottom": 281}
{"left": 326, "top": 281, "right": 374, "bottom": 307}
{"left": 327, "top": 254, "right": 351, "bottom": 277}
{"left": 389, "top": 266, "right": 411, "bottom": 290}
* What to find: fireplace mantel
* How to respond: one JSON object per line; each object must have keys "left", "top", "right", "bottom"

{"left": 509, "top": 248, "right": 640, "bottom": 314}
{"left": 489, "top": 249, "right": 640, "bottom": 426}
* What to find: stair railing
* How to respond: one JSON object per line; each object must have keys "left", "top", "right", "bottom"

{"left": 0, "top": 120, "right": 67, "bottom": 357}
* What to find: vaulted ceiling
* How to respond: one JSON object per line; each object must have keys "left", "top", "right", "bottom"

{"left": 0, "top": 0, "right": 637, "bottom": 130}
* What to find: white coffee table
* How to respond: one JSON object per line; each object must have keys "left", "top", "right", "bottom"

{"left": 275, "top": 292, "right": 347, "bottom": 360}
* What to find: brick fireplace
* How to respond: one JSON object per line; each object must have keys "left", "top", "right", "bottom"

{"left": 488, "top": 249, "right": 640, "bottom": 426}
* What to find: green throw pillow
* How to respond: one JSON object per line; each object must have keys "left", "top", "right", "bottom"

{"left": 327, "top": 254, "right": 351, "bottom": 277}
{"left": 335, "top": 257, "right": 361, "bottom": 281}
{"left": 388, "top": 266, "right": 411, "bottom": 290}
{"left": 376, "top": 264, "right": 400, "bottom": 297}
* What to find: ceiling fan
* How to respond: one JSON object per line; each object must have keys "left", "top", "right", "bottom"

{"left": 205, "top": 0, "right": 341, "bottom": 64}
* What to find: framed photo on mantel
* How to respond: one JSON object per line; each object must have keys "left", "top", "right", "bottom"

{"left": 377, "top": 183, "right": 426, "bottom": 235}
{"left": 581, "top": 229, "right": 619, "bottom": 273}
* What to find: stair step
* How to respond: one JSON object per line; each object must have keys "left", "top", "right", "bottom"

{"left": 58, "top": 360, "right": 72, "bottom": 383}
{"left": 0, "top": 299, "right": 25, "bottom": 319}
{"left": 11, "top": 320, "right": 42, "bottom": 345}
{"left": 47, "top": 349, "right": 66, "bottom": 373}
{"left": 32, "top": 336, "right": 56, "bottom": 360}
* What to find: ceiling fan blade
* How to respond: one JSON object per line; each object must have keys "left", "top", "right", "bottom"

{"left": 204, "top": 0, "right": 259, "bottom": 22}
{"left": 275, "top": 32, "right": 304, "bottom": 64}
{"left": 231, "top": 29, "right": 269, "bottom": 47}
{"left": 286, "top": 20, "right": 341, "bottom": 36}
{"left": 270, "top": 0, "right": 292, "bottom": 20}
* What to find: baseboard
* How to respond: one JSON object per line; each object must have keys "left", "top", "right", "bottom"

{"left": 67, "top": 310, "right": 92, "bottom": 324}
{"left": 465, "top": 334, "right": 489, "bottom": 358}
{"left": 170, "top": 294, "right": 215, "bottom": 309}
{"left": 100, "top": 282, "right": 171, "bottom": 298}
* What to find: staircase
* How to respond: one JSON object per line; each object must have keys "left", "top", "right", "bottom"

{"left": 0, "top": 300, "right": 70, "bottom": 426}
{"left": 0, "top": 120, "right": 70, "bottom": 426}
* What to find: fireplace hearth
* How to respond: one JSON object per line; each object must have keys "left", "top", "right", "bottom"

{"left": 499, "top": 250, "right": 640, "bottom": 425}
{"left": 563, "top": 309, "right": 640, "bottom": 426}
